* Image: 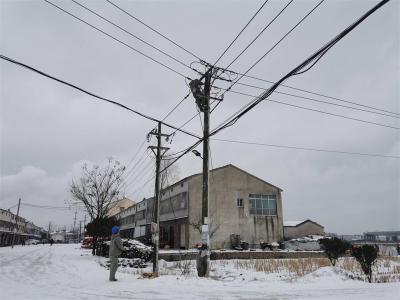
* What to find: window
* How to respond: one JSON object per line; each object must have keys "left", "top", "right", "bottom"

{"left": 160, "top": 192, "right": 188, "bottom": 215}
{"left": 249, "top": 194, "right": 277, "bottom": 216}
{"left": 237, "top": 198, "right": 244, "bottom": 208}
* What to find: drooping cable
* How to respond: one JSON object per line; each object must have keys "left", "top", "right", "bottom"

{"left": 0, "top": 54, "right": 200, "bottom": 139}
{"left": 211, "top": 0, "right": 391, "bottom": 136}
{"left": 224, "top": 0, "right": 294, "bottom": 70}
{"left": 106, "top": 0, "right": 202, "bottom": 61}
{"left": 213, "top": 0, "right": 270, "bottom": 66}
{"left": 44, "top": 0, "right": 191, "bottom": 79}
{"left": 71, "top": 0, "right": 197, "bottom": 74}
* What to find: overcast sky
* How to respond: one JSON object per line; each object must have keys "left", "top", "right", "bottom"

{"left": 0, "top": 0, "right": 399, "bottom": 234}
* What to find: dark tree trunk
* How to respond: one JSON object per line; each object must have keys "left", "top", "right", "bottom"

{"left": 92, "top": 236, "right": 97, "bottom": 256}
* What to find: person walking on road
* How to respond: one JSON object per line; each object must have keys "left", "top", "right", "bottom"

{"left": 109, "top": 226, "right": 124, "bottom": 281}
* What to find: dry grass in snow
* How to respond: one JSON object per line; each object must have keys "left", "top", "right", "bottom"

{"left": 103, "top": 255, "right": 400, "bottom": 283}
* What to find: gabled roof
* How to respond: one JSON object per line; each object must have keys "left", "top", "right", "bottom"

{"left": 284, "top": 219, "right": 324, "bottom": 228}
{"left": 165, "top": 164, "right": 283, "bottom": 192}
{"left": 284, "top": 221, "right": 304, "bottom": 227}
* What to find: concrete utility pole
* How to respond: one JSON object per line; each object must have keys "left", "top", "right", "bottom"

{"left": 83, "top": 215, "right": 86, "bottom": 238}
{"left": 79, "top": 221, "right": 82, "bottom": 242}
{"left": 73, "top": 209, "right": 77, "bottom": 242}
{"left": 48, "top": 221, "right": 51, "bottom": 240}
{"left": 148, "top": 122, "right": 169, "bottom": 275}
{"left": 11, "top": 198, "right": 21, "bottom": 248}
{"left": 199, "top": 69, "right": 212, "bottom": 277}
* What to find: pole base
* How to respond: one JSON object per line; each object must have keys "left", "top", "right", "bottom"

{"left": 196, "top": 249, "right": 210, "bottom": 277}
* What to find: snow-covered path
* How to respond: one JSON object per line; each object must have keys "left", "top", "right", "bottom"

{"left": 0, "top": 244, "right": 398, "bottom": 300}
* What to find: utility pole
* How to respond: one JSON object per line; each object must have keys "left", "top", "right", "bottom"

{"left": 11, "top": 198, "right": 21, "bottom": 248}
{"left": 190, "top": 67, "right": 219, "bottom": 277}
{"left": 148, "top": 122, "right": 169, "bottom": 276}
{"left": 189, "top": 68, "right": 215, "bottom": 276}
{"left": 73, "top": 209, "right": 77, "bottom": 242}
{"left": 200, "top": 69, "right": 212, "bottom": 277}
{"left": 83, "top": 215, "right": 86, "bottom": 238}
{"left": 79, "top": 221, "right": 82, "bottom": 242}
{"left": 48, "top": 221, "right": 51, "bottom": 240}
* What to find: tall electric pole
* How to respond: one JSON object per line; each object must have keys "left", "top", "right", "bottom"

{"left": 200, "top": 69, "right": 212, "bottom": 277}
{"left": 48, "top": 221, "right": 51, "bottom": 240}
{"left": 79, "top": 221, "right": 82, "bottom": 242}
{"left": 148, "top": 122, "right": 169, "bottom": 275}
{"left": 190, "top": 68, "right": 213, "bottom": 277}
{"left": 73, "top": 209, "right": 77, "bottom": 242}
{"left": 11, "top": 198, "right": 21, "bottom": 248}
{"left": 83, "top": 215, "right": 86, "bottom": 238}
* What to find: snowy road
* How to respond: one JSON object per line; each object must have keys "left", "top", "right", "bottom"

{"left": 0, "top": 244, "right": 398, "bottom": 300}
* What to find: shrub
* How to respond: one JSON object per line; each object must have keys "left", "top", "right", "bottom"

{"left": 351, "top": 244, "right": 379, "bottom": 283}
{"left": 319, "top": 237, "right": 350, "bottom": 266}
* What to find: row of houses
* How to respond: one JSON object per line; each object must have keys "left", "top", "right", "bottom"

{"left": 0, "top": 208, "right": 46, "bottom": 246}
{"left": 113, "top": 164, "right": 285, "bottom": 249}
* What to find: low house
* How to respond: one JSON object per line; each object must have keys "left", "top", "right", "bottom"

{"left": 51, "top": 232, "right": 65, "bottom": 243}
{"left": 284, "top": 219, "right": 324, "bottom": 240}
{"left": 116, "top": 164, "right": 284, "bottom": 249}
{"left": 107, "top": 197, "right": 135, "bottom": 218}
{"left": 364, "top": 231, "right": 400, "bottom": 243}
{"left": 0, "top": 208, "right": 44, "bottom": 246}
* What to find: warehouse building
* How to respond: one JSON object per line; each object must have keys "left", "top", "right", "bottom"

{"left": 116, "top": 164, "right": 284, "bottom": 249}
{"left": 283, "top": 219, "right": 325, "bottom": 240}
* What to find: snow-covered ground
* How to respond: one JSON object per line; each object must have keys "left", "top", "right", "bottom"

{"left": 0, "top": 244, "right": 398, "bottom": 300}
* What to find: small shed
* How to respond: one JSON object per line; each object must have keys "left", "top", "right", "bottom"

{"left": 284, "top": 219, "right": 324, "bottom": 240}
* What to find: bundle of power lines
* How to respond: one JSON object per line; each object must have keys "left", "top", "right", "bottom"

{"left": 1, "top": 0, "right": 397, "bottom": 202}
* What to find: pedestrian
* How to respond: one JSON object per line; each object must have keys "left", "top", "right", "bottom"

{"left": 109, "top": 226, "right": 124, "bottom": 281}
{"left": 50, "top": 238, "right": 54, "bottom": 246}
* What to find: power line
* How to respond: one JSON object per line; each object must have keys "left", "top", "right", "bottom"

{"left": 106, "top": 0, "right": 202, "bottom": 61}
{"left": 157, "top": 0, "right": 393, "bottom": 179}
{"left": 124, "top": 154, "right": 155, "bottom": 193}
{"left": 211, "top": 87, "right": 399, "bottom": 132}
{"left": 226, "top": 73, "right": 400, "bottom": 116}
{"left": 213, "top": 0, "right": 325, "bottom": 113}
{"left": 219, "top": 0, "right": 325, "bottom": 100}
{"left": 211, "top": 0, "right": 391, "bottom": 136}
{"left": 213, "top": 0, "right": 270, "bottom": 66}
{"left": 129, "top": 170, "right": 156, "bottom": 201}
{"left": 44, "top": 0, "right": 190, "bottom": 79}
{"left": 47, "top": 1, "right": 198, "bottom": 176}
{"left": 124, "top": 140, "right": 148, "bottom": 171}
{"left": 161, "top": 92, "right": 191, "bottom": 122}
{"left": 21, "top": 203, "right": 76, "bottom": 210}
{"left": 124, "top": 152, "right": 154, "bottom": 188}
{"left": 268, "top": 98, "right": 399, "bottom": 130}
{"left": 224, "top": 0, "right": 294, "bottom": 70}
{"left": 123, "top": 147, "right": 152, "bottom": 184}
{"left": 71, "top": 0, "right": 197, "bottom": 74}
{"left": 212, "top": 138, "right": 400, "bottom": 159}
{"left": 0, "top": 54, "right": 200, "bottom": 139}
{"left": 233, "top": 82, "right": 400, "bottom": 119}
{"left": 221, "top": 89, "right": 400, "bottom": 130}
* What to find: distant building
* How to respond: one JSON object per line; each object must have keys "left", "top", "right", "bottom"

{"left": 51, "top": 232, "right": 65, "bottom": 243}
{"left": 283, "top": 219, "right": 324, "bottom": 240}
{"left": 116, "top": 164, "right": 284, "bottom": 249}
{"left": 107, "top": 197, "right": 135, "bottom": 218}
{"left": 364, "top": 231, "right": 400, "bottom": 243}
{"left": 0, "top": 208, "right": 45, "bottom": 246}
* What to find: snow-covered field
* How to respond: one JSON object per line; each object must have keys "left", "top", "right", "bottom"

{"left": 0, "top": 244, "right": 398, "bottom": 300}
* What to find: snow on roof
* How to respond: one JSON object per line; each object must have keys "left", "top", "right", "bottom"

{"left": 284, "top": 221, "right": 304, "bottom": 227}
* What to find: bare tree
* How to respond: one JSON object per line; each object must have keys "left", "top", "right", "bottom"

{"left": 70, "top": 158, "right": 125, "bottom": 255}
{"left": 160, "top": 158, "right": 180, "bottom": 190}
{"left": 189, "top": 214, "right": 221, "bottom": 240}
{"left": 70, "top": 157, "right": 125, "bottom": 222}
